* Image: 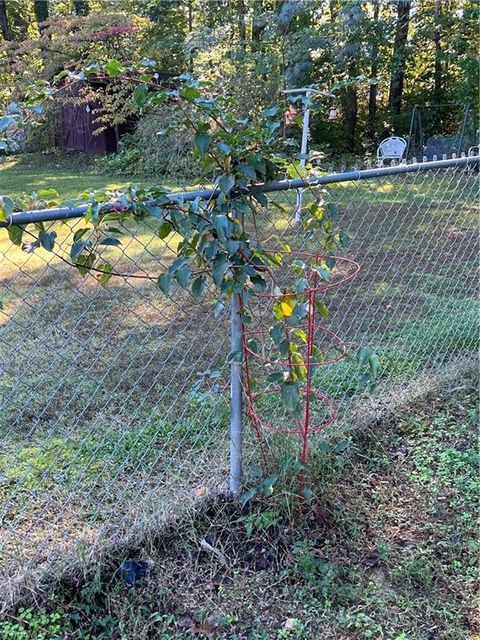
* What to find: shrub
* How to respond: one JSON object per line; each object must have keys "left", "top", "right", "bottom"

{"left": 100, "top": 106, "right": 204, "bottom": 179}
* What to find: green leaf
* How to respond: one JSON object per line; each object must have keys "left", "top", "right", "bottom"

{"left": 0, "top": 195, "right": 15, "bottom": 223}
{"left": 97, "top": 262, "right": 113, "bottom": 286}
{"left": 216, "top": 141, "right": 231, "bottom": 155}
{"left": 316, "top": 301, "right": 329, "bottom": 319}
{"left": 71, "top": 240, "right": 88, "bottom": 261}
{"left": 212, "top": 300, "right": 225, "bottom": 317}
{"left": 191, "top": 275, "right": 205, "bottom": 299}
{"left": 151, "top": 91, "right": 169, "bottom": 106}
{"left": 216, "top": 174, "right": 235, "bottom": 194}
{"left": 7, "top": 225, "right": 23, "bottom": 246}
{"left": 312, "top": 264, "right": 330, "bottom": 280}
{"left": 266, "top": 371, "right": 285, "bottom": 384}
{"left": 0, "top": 115, "right": 15, "bottom": 133}
{"left": 280, "top": 381, "right": 300, "bottom": 414}
{"left": 240, "top": 487, "right": 256, "bottom": 508}
{"left": 174, "top": 264, "right": 191, "bottom": 289}
{"left": 212, "top": 214, "right": 229, "bottom": 243}
{"left": 286, "top": 161, "right": 307, "bottom": 179}
{"left": 39, "top": 231, "right": 57, "bottom": 252}
{"left": 157, "top": 271, "right": 172, "bottom": 294}
{"left": 247, "top": 338, "right": 258, "bottom": 353}
{"left": 302, "top": 487, "right": 314, "bottom": 502}
{"left": 212, "top": 254, "right": 229, "bottom": 287}
{"left": 73, "top": 227, "right": 90, "bottom": 242}
{"left": 339, "top": 229, "right": 350, "bottom": 247}
{"left": 357, "top": 347, "right": 372, "bottom": 368}
{"left": 260, "top": 474, "right": 278, "bottom": 496}
{"left": 270, "top": 323, "right": 284, "bottom": 346}
{"left": 132, "top": 85, "right": 149, "bottom": 109}
{"left": 105, "top": 59, "right": 122, "bottom": 78}
{"left": 157, "top": 221, "right": 173, "bottom": 239}
{"left": 369, "top": 354, "right": 381, "bottom": 379}
{"left": 294, "top": 278, "right": 308, "bottom": 293}
{"left": 293, "top": 329, "right": 307, "bottom": 344}
{"left": 38, "top": 188, "right": 59, "bottom": 200}
{"left": 194, "top": 131, "right": 211, "bottom": 157}
{"left": 75, "top": 252, "right": 96, "bottom": 276}
{"left": 226, "top": 239, "right": 240, "bottom": 256}
{"left": 262, "top": 106, "right": 280, "bottom": 117}
{"left": 238, "top": 163, "right": 257, "bottom": 180}
{"left": 252, "top": 191, "right": 268, "bottom": 207}
{"left": 98, "top": 237, "right": 122, "bottom": 247}
{"left": 226, "top": 350, "right": 242, "bottom": 363}
{"left": 179, "top": 85, "right": 201, "bottom": 100}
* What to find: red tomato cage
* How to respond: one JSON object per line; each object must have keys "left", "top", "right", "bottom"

{"left": 241, "top": 251, "right": 361, "bottom": 464}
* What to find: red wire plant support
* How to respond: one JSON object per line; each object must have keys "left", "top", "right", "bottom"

{"left": 242, "top": 251, "right": 360, "bottom": 466}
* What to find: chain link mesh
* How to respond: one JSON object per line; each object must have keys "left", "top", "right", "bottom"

{"left": 247, "top": 160, "right": 478, "bottom": 456}
{"left": 0, "top": 157, "right": 478, "bottom": 605}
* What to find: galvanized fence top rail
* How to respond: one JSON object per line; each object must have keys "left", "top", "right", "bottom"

{"left": 0, "top": 154, "right": 478, "bottom": 609}
{"left": 1, "top": 155, "right": 476, "bottom": 228}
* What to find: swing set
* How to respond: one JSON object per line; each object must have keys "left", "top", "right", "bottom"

{"left": 405, "top": 102, "right": 477, "bottom": 159}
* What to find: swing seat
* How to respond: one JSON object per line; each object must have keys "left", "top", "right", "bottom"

{"left": 424, "top": 134, "right": 462, "bottom": 159}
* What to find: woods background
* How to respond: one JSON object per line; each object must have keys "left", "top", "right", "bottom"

{"left": 0, "top": 0, "right": 478, "bottom": 169}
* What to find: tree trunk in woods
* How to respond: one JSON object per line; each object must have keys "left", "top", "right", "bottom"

{"left": 34, "top": 0, "right": 49, "bottom": 26}
{"left": 238, "top": 0, "right": 246, "bottom": 45}
{"left": 0, "top": 0, "right": 10, "bottom": 40}
{"left": 344, "top": 84, "right": 358, "bottom": 152}
{"left": 252, "top": 0, "right": 264, "bottom": 49}
{"left": 388, "top": 0, "right": 411, "bottom": 114}
{"left": 329, "top": 0, "right": 338, "bottom": 22}
{"left": 340, "top": 3, "right": 360, "bottom": 153}
{"left": 187, "top": 0, "right": 193, "bottom": 72}
{"left": 73, "top": 0, "right": 89, "bottom": 16}
{"left": 433, "top": 0, "right": 443, "bottom": 98}
{"left": 368, "top": 0, "right": 380, "bottom": 144}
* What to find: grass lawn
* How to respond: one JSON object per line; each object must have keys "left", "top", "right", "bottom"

{"left": 0, "top": 154, "right": 478, "bottom": 619}
{"left": 0, "top": 374, "right": 477, "bottom": 639}
{"left": 0, "top": 152, "right": 184, "bottom": 202}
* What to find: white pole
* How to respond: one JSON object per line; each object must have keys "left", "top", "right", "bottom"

{"left": 294, "top": 89, "right": 311, "bottom": 223}
{"left": 281, "top": 88, "right": 335, "bottom": 224}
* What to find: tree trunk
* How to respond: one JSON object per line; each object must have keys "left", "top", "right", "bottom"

{"left": 33, "top": 0, "right": 48, "bottom": 26}
{"left": 187, "top": 0, "right": 193, "bottom": 72}
{"left": 73, "top": 0, "right": 89, "bottom": 16}
{"left": 433, "top": 0, "right": 443, "bottom": 97}
{"left": 251, "top": 0, "right": 264, "bottom": 48}
{"left": 388, "top": 0, "right": 411, "bottom": 114}
{"left": 238, "top": 0, "right": 246, "bottom": 45}
{"left": 0, "top": 0, "right": 10, "bottom": 40}
{"left": 368, "top": 0, "right": 380, "bottom": 144}
{"left": 344, "top": 85, "right": 358, "bottom": 153}
{"left": 329, "top": 0, "right": 338, "bottom": 22}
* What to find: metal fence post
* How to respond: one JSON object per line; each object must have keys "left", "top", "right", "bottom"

{"left": 229, "top": 208, "right": 243, "bottom": 495}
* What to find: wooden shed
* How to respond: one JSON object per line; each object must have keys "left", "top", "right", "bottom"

{"left": 56, "top": 72, "right": 178, "bottom": 156}
{"left": 56, "top": 79, "right": 120, "bottom": 155}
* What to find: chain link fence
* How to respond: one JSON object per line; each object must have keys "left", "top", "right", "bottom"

{"left": 0, "top": 155, "right": 478, "bottom": 607}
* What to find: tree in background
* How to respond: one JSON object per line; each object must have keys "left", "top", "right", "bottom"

{"left": 388, "top": 0, "right": 411, "bottom": 114}
{"left": 73, "top": 0, "right": 89, "bottom": 16}
{"left": 0, "top": 0, "right": 477, "bottom": 158}
{"left": 33, "top": 0, "right": 48, "bottom": 26}
{"left": 0, "top": 0, "right": 10, "bottom": 40}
